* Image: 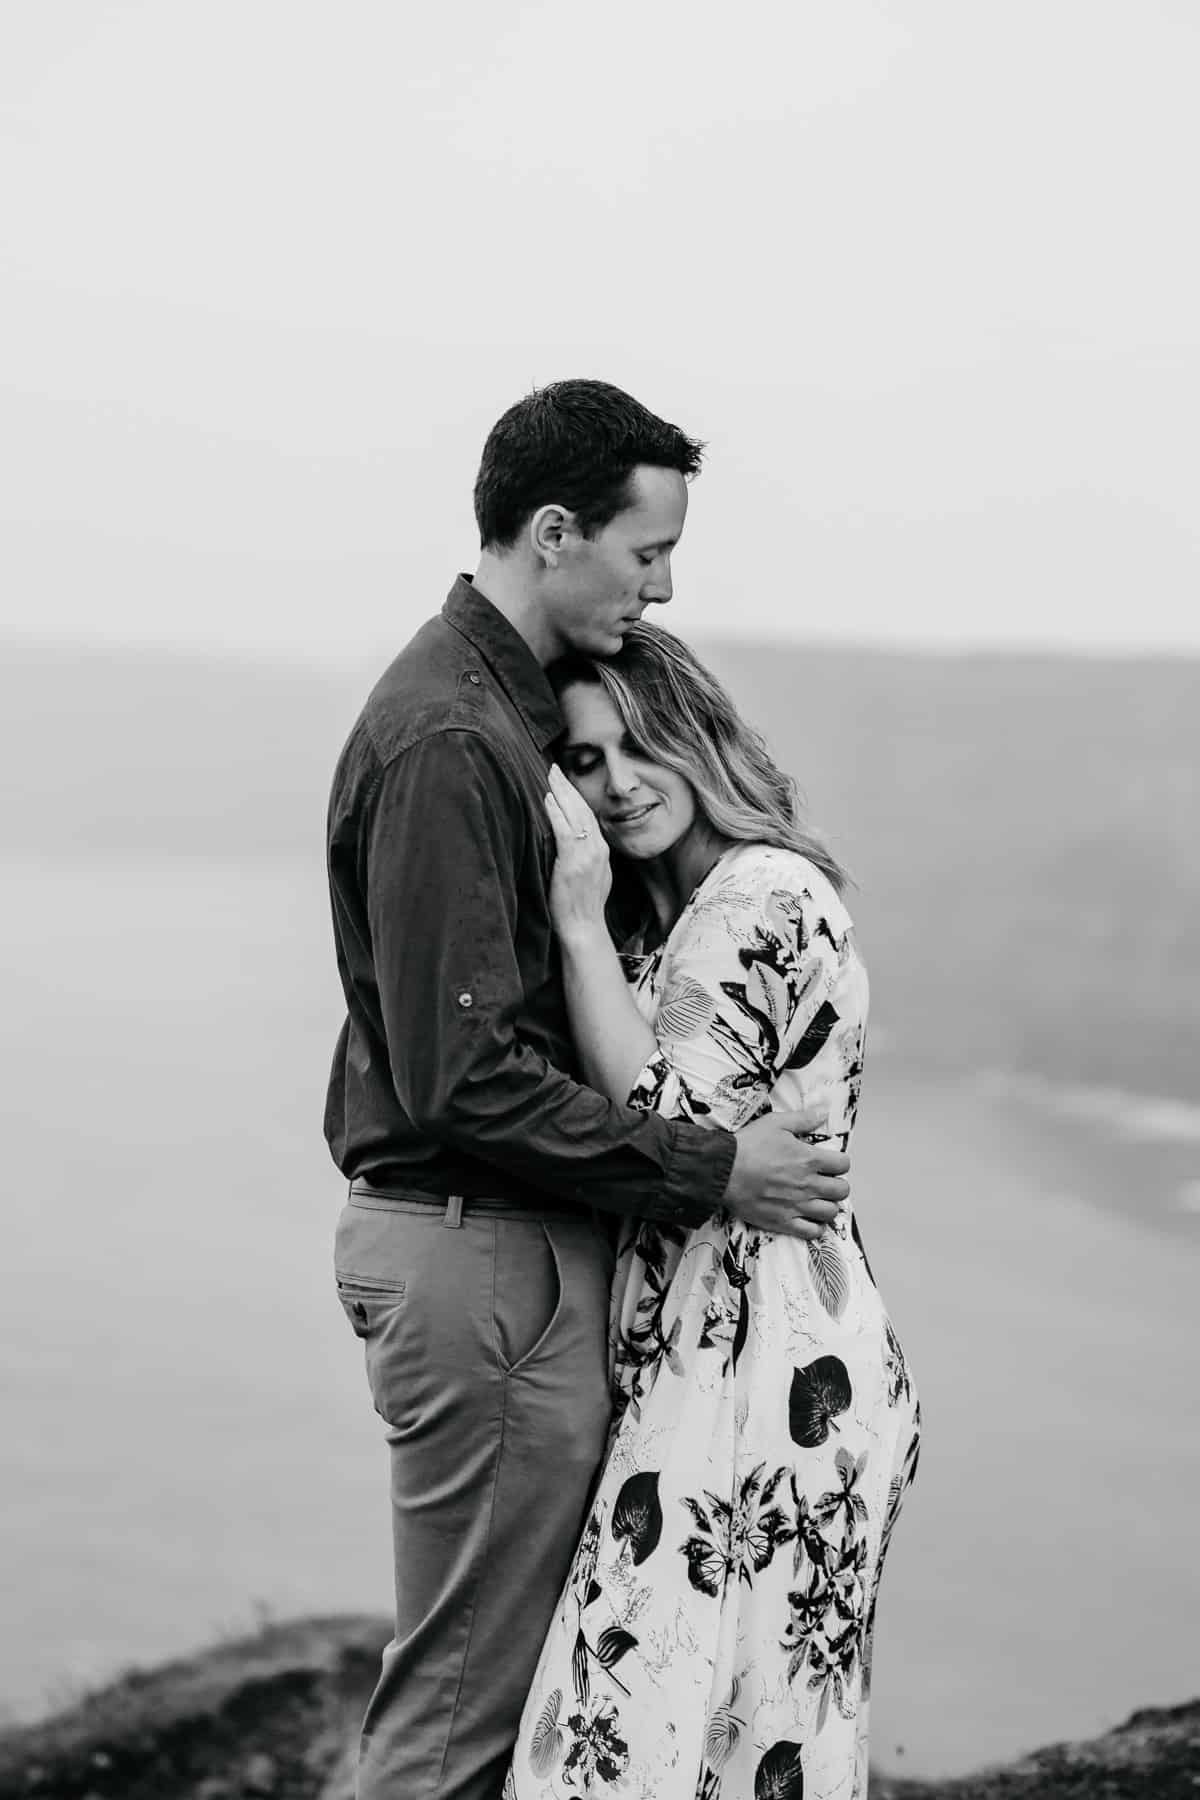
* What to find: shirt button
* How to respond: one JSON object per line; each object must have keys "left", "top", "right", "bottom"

{"left": 457, "top": 991, "right": 473, "bottom": 1008}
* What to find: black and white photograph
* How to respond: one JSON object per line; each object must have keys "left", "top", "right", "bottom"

{"left": 2, "top": 6, "right": 1198, "bottom": 1799}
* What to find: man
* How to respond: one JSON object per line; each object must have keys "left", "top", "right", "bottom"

{"left": 325, "top": 379, "right": 850, "bottom": 1799}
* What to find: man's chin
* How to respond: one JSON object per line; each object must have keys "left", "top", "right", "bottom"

{"left": 593, "top": 626, "right": 628, "bottom": 656}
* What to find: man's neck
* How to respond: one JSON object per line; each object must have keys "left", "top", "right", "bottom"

{"left": 472, "top": 552, "right": 556, "bottom": 666}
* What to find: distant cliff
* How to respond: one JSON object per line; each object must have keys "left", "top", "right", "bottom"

{"left": 4, "top": 638, "right": 1198, "bottom": 1099}
{"left": 0, "top": 1614, "right": 1196, "bottom": 1800}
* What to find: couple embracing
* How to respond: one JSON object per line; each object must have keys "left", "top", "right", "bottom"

{"left": 325, "top": 380, "right": 920, "bottom": 1800}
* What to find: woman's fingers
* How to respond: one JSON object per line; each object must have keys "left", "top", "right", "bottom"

{"left": 543, "top": 791, "right": 573, "bottom": 842}
{"left": 548, "top": 763, "right": 599, "bottom": 836}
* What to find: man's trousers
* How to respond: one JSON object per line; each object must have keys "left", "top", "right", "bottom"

{"left": 335, "top": 1187, "right": 615, "bottom": 1800}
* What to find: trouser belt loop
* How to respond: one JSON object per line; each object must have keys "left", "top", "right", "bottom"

{"left": 443, "top": 1194, "right": 464, "bottom": 1229}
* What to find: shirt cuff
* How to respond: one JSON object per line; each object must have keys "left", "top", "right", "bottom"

{"left": 660, "top": 1118, "right": 737, "bottom": 1228}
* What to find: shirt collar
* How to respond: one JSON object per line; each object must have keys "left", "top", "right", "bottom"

{"left": 442, "top": 575, "right": 564, "bottom": 751}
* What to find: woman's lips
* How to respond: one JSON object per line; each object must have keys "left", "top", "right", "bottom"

{"left": 608, "top": 801, "right": 659, "bottom": 827}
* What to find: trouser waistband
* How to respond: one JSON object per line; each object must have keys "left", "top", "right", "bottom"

{"left": 347, "top": 1178, "right": 579, "bottom": 1228}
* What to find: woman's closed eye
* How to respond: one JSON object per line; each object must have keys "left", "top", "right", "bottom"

{"left": 561, "top": 733, "right": 646, "bottom": 780}
{"left": 560, "top": 747, "right": 602, "bottom": 778}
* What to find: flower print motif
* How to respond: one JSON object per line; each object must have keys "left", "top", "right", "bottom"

{"left": 828, "top": 1527, "right": 869, "bottom": 1631}
{"left": 813, "top": 1447, "right": 870, "bottom": 1534}
{"left": 611, "top": 1221, "right": 689, "bottom": 1421}
{"left": 789, "top": 1481, "right": 832, "bottom": 1578}
{"left": 764, "top": 885, "right": 811, "bottom": 953}
{"left": 698, "top": 1286, "right": 740, "bottom": 1355}
{"left": 561, "top": 1697, "right": 631, "bottom": 1791}
{"left": 807, "top": 1626, "right": 859, "bottom": 1731}
{"left": 628, "top": 1052, "right": 712, "bottom": 1122}
{"left": 882, "top": 1317, "right": 912, "bottom": 1407}
{"left": 681, "top": 1463, "right": 795, "bottom": 1597}
{"left": 783, "top": 1455, "right": 872, "bottom": 1713}
{"left": 782, "top": 1558, "right": 832, "bottom": 1680}
{"left": 627, "top": 1052, "right": 672, "bottom": 1115}
{"left": 570, "top": 1503, "right": 605, "bottom": 1609}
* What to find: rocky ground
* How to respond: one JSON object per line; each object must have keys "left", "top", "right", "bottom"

{"left": 0, "top": 1616, "right": 1196, "bottom": 1800}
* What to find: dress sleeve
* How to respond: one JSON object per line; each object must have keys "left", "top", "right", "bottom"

{"left": 626, "top": 853, "right": 853, "bottom": 1130}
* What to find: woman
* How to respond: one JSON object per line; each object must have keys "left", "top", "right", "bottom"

{"left": 504, "top": 625, "right": 920, "bottom": 1800}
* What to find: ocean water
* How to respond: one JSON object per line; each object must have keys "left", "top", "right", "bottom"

{"left": 2, "top": 853, "right": 1198, "bottom": 1777}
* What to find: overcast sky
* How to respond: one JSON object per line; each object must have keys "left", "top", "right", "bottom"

{"left": 2, "top": 1, "right": 1197, "bottom": 664}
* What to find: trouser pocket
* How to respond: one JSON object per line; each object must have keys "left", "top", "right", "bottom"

{"left": 492, "top": 1220, "right": 563, "bottom": 1375}
{"left": 335, "top": 1272, "right": 407, "bottom": 1339}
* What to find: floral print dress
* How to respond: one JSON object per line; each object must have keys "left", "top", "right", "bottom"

{"left": 505, "top": 844, "right": 920, "bottom": 1800}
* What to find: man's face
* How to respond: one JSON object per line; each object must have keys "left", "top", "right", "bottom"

{"left": 541, "top": 465, "right": 689, "bottom": 660}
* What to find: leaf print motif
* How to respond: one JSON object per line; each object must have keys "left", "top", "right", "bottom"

{"left": 788, "top": 1355, "right": 852, "bottom": 1448}
{"left": 785, "top": 999, "right": 840, "bottom": 1070}
{"left": 595, "top": 1626, "right": 637, "bottom": 1670}
{"left": 814, "top": 1670, "right": 833, "bottom": 1732}
{"left": 807, "top": 1234, "right": 849, "bottom": 1319}
{"left": 765, "top": 886, "right": 810, "bottom": 952}
{"left": 731, "top": 1284, "right": 750, "bottom": 1372}
{"left": 703, "top": 1675, "right": 744, "bottom": 1770}
{"left": 529, "top": 1687, "right": 565, "bottom": 1778}
{"left": 611, "top": 1470, "right": 663, "bottom": 1566}
{"left": 755, "top": 1738, "right": 806, "bottom": 1800}
{"left": 658, "top": 974, "right": 718, "bottom": 1040}
{"left": 571, "top": 1629, "right": 590, "bottom": 1706}
{"left": 745, "top": 954, "right": 792, "bottom": 1034}
{"left": 719, "top": 1233, "right": 758, "bottom": 1375}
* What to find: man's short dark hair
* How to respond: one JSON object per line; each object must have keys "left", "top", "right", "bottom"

{"left": 473, "top": 378, "right": 705, "bottom": 550}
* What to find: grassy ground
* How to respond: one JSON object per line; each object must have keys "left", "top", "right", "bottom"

{"left": 1, "top": 1616, "right": 1196, "bottom": 1800}
{"left": 0, "top": 1617, "right": 388, "bottom": 1800}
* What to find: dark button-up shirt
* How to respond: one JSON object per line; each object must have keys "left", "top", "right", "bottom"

{"left": 324, "top": 576, "right": 736, "bottom": 1226}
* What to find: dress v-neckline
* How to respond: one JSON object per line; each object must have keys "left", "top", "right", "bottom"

{"left": 630, "top": 842, "right": 746, "bottom": 967}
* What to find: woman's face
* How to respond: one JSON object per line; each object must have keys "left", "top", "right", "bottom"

{"left": 557, "top": 680, "right": 699, "bottom": 861}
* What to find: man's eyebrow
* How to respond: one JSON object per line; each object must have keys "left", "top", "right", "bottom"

{"left": 637, "top": 536, "right": 678, "bottom": 553}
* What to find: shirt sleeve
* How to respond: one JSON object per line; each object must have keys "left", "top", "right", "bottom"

{"left": 364, "top": 730, "right": 735, "bottom": 1226}
{"left": 626, "top": 854, "right": 853, "bottom": 1131}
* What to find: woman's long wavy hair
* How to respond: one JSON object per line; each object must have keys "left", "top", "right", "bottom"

{"left": 551, "top": 622, "right": 848, "bottom": 941}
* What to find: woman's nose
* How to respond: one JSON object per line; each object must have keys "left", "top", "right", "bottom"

{"left": 606, "top": 754, "right": 639, "bottom": 796}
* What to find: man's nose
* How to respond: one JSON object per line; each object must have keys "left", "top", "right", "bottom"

{"left": 640, "top": 557, "right": 673, "bottom": 605}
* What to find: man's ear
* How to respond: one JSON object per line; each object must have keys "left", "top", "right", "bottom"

{"left": 529, "top": 502, "right": 577, "bottom": 570}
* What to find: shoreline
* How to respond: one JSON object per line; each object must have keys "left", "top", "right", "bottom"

{"left": 851, "top": 1062, "right": 1200, "bottom": 1776}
